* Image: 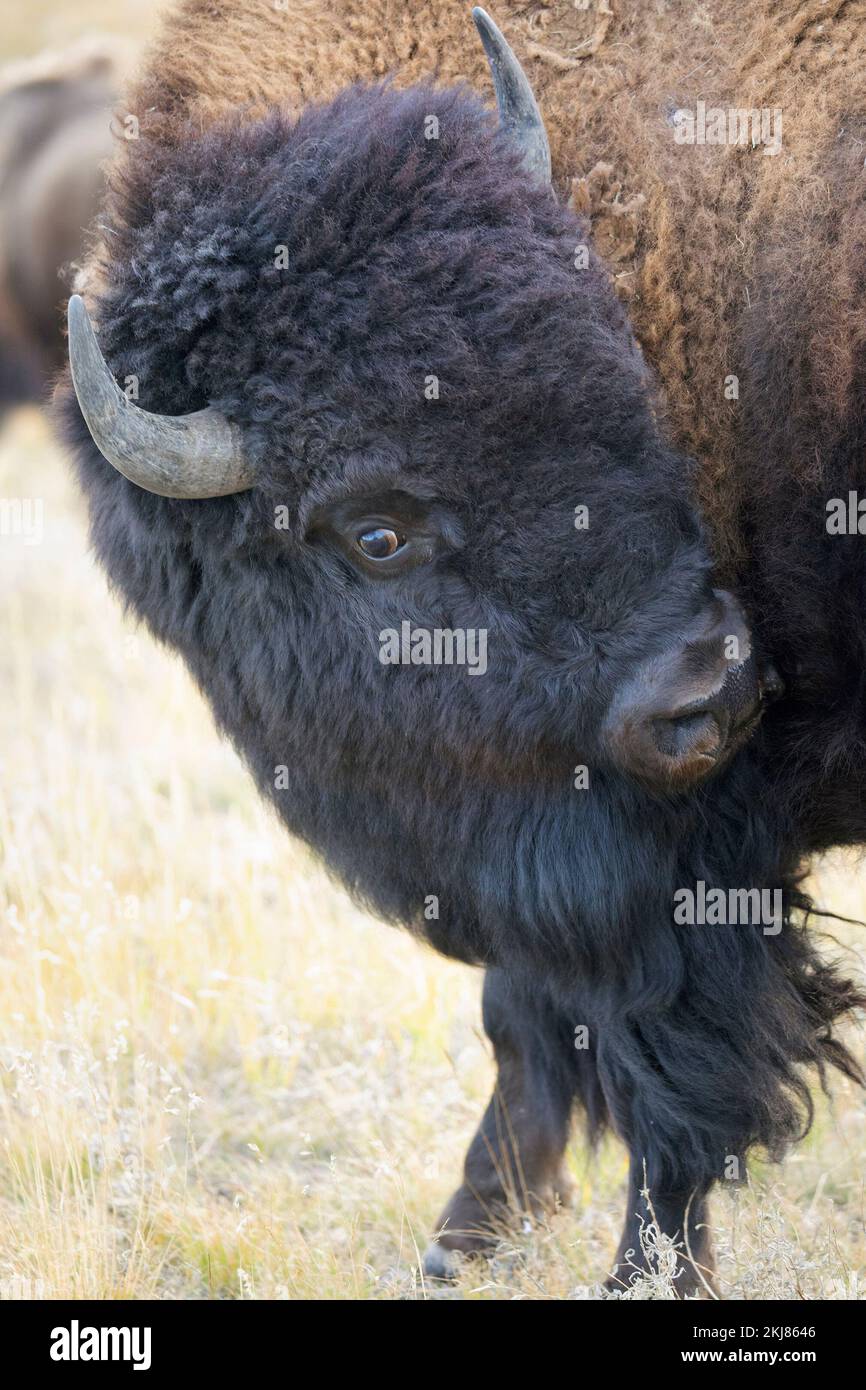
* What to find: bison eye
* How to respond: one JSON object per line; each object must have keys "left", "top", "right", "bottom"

{"left": 356, "top": 527, "right": 405, "bottom": 560}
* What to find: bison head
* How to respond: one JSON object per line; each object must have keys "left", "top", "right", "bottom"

{"left": 61, "top": 12, "right": 779, "bottom": 967}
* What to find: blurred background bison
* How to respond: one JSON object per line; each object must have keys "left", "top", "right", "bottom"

{"left": 0, "top": 37, "right": 130, "bottom": 415}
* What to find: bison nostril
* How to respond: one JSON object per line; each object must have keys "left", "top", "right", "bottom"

{"left": 652, "top": 710, "right": 723, "bottom": 763}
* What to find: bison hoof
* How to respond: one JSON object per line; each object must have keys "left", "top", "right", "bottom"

{"left": 421, "top": 1240, "right": 465, "bottom": 1282}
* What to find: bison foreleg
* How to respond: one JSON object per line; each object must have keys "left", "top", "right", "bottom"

{"left": 423, "top": 967, "right": 595, "bottom": 1279}
{"left": 606, "top": 1162, "right": 716, "bottom": 1299}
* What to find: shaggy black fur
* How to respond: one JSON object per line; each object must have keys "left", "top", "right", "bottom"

{"left": 57, "top": 81, "right": 864, "bottom": 1284}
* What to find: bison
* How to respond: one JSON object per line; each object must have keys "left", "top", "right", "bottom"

{"left": 0, "top": 40, "right": 124, "bottom": 415}
{"left": 57, "top": 0, "right": 866, "bottom": 1297}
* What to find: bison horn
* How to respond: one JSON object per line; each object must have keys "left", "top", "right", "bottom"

{"left": 67, "top": 294, "right": 254, "bottom": 499}
{"left": 472, "top": 7, "right": 552, "bottom": 187}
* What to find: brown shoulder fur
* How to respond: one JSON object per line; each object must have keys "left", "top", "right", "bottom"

{"left": 101, "top": 0, "right": 866, "bottom": 578}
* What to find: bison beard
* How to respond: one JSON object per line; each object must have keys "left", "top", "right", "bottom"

{"left": 56, "top": 65, "right": 864, "bottom": 1295}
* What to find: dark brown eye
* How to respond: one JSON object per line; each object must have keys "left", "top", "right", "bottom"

{"left": 356, "top": 527, "right": 404, "bottom": 560}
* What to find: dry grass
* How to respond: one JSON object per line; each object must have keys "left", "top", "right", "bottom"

{"left": 0, "top": 409, "right": 863, "bottom": 1301}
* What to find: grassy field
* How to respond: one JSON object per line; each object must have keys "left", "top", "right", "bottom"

{"left": 1, "top": 0, "right": 864, "bottom": 1301}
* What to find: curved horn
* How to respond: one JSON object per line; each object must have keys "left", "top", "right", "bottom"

{"left": 472, "top": 7, "right": 552, "bottom": 187}
{"left": 67, "top": 294, "right": 254, "bottom": 499}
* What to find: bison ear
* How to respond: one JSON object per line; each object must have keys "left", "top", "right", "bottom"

{"left": 472, "top": 7, "right": 552, "bottom": 188}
